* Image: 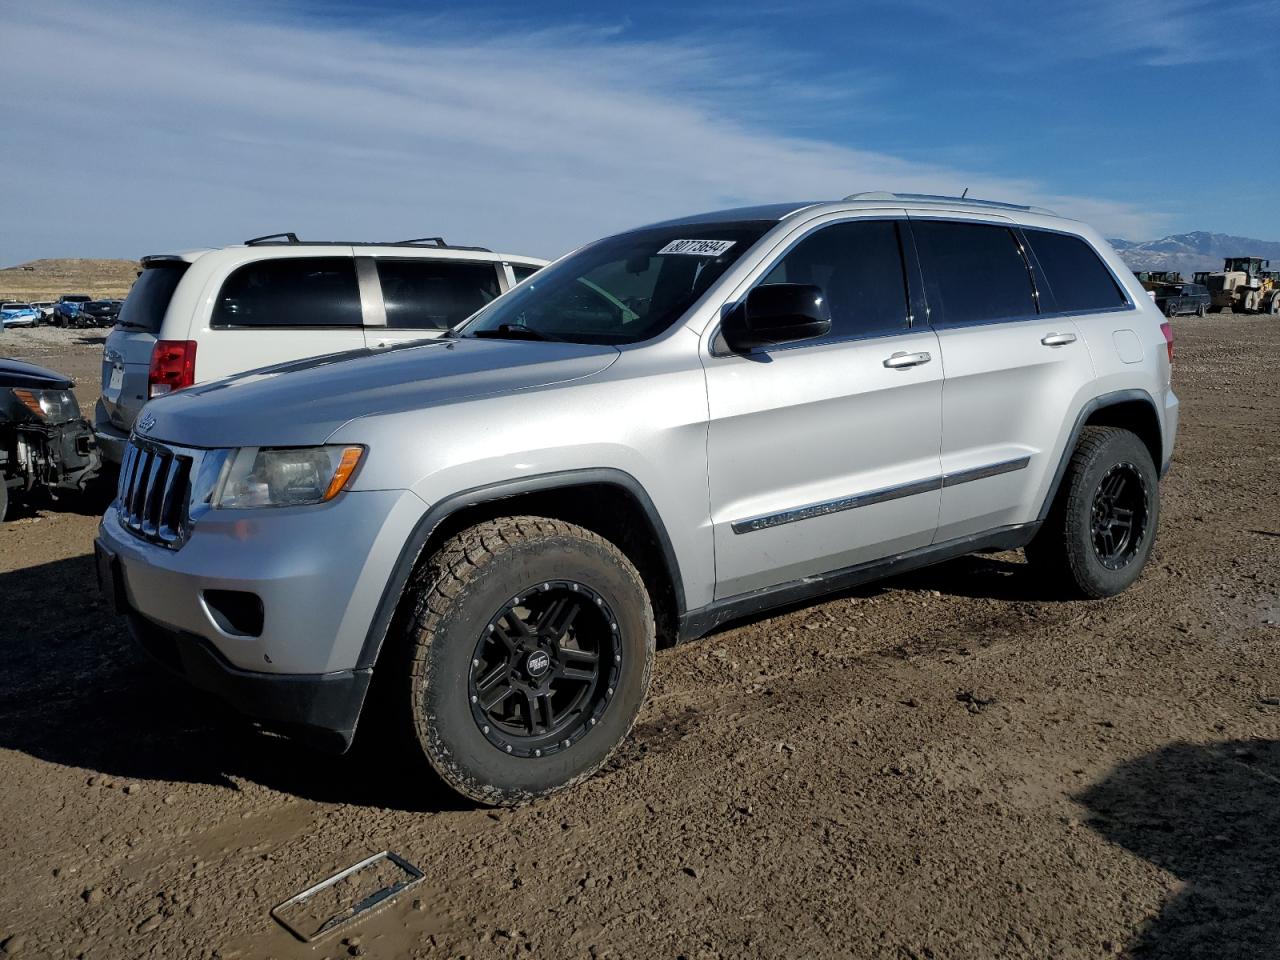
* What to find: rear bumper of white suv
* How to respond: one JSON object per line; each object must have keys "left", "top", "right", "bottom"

{"left": 94, "top": 487, "right": 427, "bottom": 749}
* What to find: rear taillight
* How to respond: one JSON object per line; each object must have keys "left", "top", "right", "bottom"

{"left": 1159, "top": 322, "right": 1174, "bottom": 363}
{"left": 149, "top": 340, "right": 196, "bottom": 398}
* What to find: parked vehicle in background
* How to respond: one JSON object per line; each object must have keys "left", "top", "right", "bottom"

{"left": 97, "top": 193, "right": 1177, "bottom": 805}
{"left": 1207, "top": 257, "right": 1280, "bottom": 314}
{"left": 53, "top": 294, "right": 92, "bottom": 327}
{"left": 76, "top": 299, "right": 122, "bottom": 328}
{"left": 0, "top": 358, "right": 100, "bottom": 521}
{"left": 1, "top": 303, "right": 41, "bottom": 328}
{"left": 1133, "top": 270, "right": 1183, "bottom": 292}
{"left": 32, "top": 302, "right": 56, "bottom": 324}
{"left": 1153, "top": 282, "right": 1210, "bottom": 317}
{"left": 93, "top": 234, "right": 546, "bottom": 464}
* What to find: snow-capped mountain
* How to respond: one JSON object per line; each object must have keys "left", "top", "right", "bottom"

{"left": 1109, "top": 232, "right": 1280, "bottom": 278}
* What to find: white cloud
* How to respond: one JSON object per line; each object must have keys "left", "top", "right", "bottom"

{"left": 0, "top": 0, "right": 1167, "bottom": 265}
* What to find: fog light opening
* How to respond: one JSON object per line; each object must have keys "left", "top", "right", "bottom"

{"left": 203, "top": 590, "right": 264, "bottom": 638}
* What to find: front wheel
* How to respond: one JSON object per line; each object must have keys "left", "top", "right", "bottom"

{"left": 1026, "top": 426, "right": 1159, "bottom": 598}
{"left": 401, "top": 517, "right": 655, "bottom": 805}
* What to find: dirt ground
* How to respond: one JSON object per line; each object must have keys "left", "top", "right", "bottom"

{"left": 1, "top": 316, "right": 1278, "bottom": 960}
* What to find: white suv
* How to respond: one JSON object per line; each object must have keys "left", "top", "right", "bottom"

{"left": 94, "top": 234, "right": 546, "bottom": 463}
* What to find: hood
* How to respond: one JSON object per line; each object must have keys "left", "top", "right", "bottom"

{"left": 138, "top": 337, "right": 620, "bottom": 448}
{"left": 0, "top": 357, "right": 75, "bottom": 390}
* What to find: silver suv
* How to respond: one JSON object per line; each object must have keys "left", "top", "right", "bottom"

{"left": 95, "top": 194, "right": 1178, "bottom": 804}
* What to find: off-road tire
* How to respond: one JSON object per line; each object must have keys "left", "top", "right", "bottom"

{"left": 1025, "top": 426, "right": 1159, "bottom": 598}
{"left": 401, "top": 516, "right": 654, "bottom": 805}
{"left": 0, "top": 481, "right": 8, "bottom": 522}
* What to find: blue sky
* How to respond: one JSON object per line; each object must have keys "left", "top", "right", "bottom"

{"left": 2, "top": 0, "right": 1277, "bottom": 265}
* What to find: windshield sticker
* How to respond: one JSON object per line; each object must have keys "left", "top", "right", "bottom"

{"left": 656, "top": 239, "right": 737, "bottom": 257}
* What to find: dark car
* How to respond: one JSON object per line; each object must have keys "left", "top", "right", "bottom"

{"left": 52, "top": 294, "right": 92, "bottom": 327}
{"left": 1154, "top": 282, "right": 1211, "bottom": 318}
{"left": 1, "top": 358, "right": 101, "bottom": 520}
{"left": 77, "top": 299, "right": 122, "bottom": 328}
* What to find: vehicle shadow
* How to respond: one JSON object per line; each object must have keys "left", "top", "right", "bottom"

{"left": 700, "top": 550, "right": 1066, "bottom": 640}
{"left": 1077, "top": 739, "right": 1280, "bottom": 956}
{"left": 0, "top": 554, "right": 469, "bottom": 812}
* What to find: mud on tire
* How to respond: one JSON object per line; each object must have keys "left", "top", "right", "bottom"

{"left": 401, "top": 516, "right": 655, "bottom": 805}
{"left": 1026, "top": 426, "right": 1159, "bottom": 599}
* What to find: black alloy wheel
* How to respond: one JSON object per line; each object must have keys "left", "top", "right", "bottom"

{"left": 1090, "top": 462, "right": 1149, "bottom": 570}
{"left": 469, "top": 581, "right": 621, "bottom": 759}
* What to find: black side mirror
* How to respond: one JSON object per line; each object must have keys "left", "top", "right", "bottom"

{"left": 721, "top": 283, "right": 832, "bottom": 353}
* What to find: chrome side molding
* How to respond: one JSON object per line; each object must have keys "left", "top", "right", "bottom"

{"left": 731, "top": 456, "right": 1031, "bottom": 534}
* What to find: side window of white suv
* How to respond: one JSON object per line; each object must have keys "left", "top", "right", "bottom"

{"left": 213, "top": 258, "right": 362, "bottom": 328}
{"left": 910, "top": 220, "right": 1037, "bottom": 326}
{"left": 376, "top": 259, "right": 503, "bottom": 330}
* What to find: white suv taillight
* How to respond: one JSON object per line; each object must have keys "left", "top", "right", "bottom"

{"left": 1159, "top": 322, "right": 1174, "bottom": 363}
{"left": 149, "top": 340, "right": 197, "bottom": 397}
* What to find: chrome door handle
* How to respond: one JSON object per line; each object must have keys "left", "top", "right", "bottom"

{"left": 883, "top": 350, "right": 932, "bottom": 369}
{"left": 1041, "top": 332, "right": 1077, "bottom": 346}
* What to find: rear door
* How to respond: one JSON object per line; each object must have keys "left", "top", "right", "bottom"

{"left": 101, "top": 259, "right": 187, "bottom": 434}
{"left": 361, "top": 256, "right": 505, "bottom": 349}
{"left": 195, "top": 252, "right": 366, "bottom": 382}
{"left": 704, "top": 214, "right": 944, "bottom": 599}
{"left": 908, "top": 216, "right": 1095, "bottom": 543}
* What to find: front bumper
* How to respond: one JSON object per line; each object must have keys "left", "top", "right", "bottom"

{"left": 125, "top": 607, "right": 370, "bottom": 751}
{"left": 95, "top": 485, "right": 428, "bottom": 742}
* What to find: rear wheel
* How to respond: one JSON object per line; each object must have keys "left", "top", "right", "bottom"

{"left": 1026, "top": 426, "right": 1159, "bottom": 598}
{"left": 0, "top": 480, "right": 8, "bottom": 522}
{"left": 1196, "top": 303, "right": 1206, "bottom": 318}
{"left": 401, "top": 517, "right": 654, "bottom": 805}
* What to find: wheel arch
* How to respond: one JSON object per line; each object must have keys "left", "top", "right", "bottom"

{"left": 1038, "top": 389, "right": 1164, "bottom": 521}
{"left": 355, "top": 468, "right": 686, "bottom": 672}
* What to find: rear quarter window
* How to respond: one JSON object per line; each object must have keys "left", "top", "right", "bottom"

{"left": 212, "top": 257, "right": 362, "bottom": 328}
{"left": 511, "top": 263, "right": 541, "bottom": 283}
{"left": 1024, "top": 229, "right": 1128, "bottom": 314}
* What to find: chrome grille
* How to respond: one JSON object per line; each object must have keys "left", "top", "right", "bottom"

{"left": 117, "top": 439, "right": 194, "bottom": 548}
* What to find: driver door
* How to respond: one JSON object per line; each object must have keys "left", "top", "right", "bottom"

{"left": 702, "top": 216, "right": 944, "bottom": 600}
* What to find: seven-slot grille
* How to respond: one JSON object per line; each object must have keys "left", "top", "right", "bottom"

{"left": 117, "top": 439, "right": 194, "bottom": 547}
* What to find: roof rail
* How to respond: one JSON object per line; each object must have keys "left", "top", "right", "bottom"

{"left": 244, "top": 232, "right": 300, "bottom": 245}
{"left": 843, "top": 191, "right": 1057, "bottom": 216}
{"left": 241, "top": 233, "right": 491, "bottom": 252}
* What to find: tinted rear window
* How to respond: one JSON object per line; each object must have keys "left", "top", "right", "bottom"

{"left": 213, "top": 257, "right": 361, "bottom": 328}
{"left": 512, "top": 263, "right": 541, "bottom": 283}
{"left": 1024, "top": 229, "right": 1127, "bottom": 314}
{"left": 377, "top": 259, "right": 500, "bottom": 330}
{"left": 911, "top": 220, "right": 1036, "bottom": 326}
{"left": 117, "top": 263, "right": 188, "bottom": 333}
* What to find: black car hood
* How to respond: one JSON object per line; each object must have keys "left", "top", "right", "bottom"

{"left": 0, "top": 357, "right": 74, "bottom": 390}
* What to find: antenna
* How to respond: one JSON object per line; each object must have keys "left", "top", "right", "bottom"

{"left": 960, "top": 187, "right": 969, "bottom": 199}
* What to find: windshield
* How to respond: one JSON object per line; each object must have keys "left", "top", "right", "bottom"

{"left": 460, "top": 221, "right": 773, "bottom": 344}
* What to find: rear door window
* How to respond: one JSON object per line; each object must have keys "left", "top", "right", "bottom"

{"left": 1023, "top": 229, "right": 1127, "bottom": 313}
{"left": 910, "top": 220, "right": 1037, "bottom": 326}
{"left": 212, "top": 257, "right": 362, "bottom": 328}
{"left": 117, "top": 262, "right": 189, "bottom": 333}
{"left": 376, "top": 259, "right": 501, "bottom": 330}
{"left": 758, "top": 219, "right": 910, "bottom": 340}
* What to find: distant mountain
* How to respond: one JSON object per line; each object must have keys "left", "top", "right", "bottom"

{"left": 1109, "top": 232, "right": 1280, "bottom": 278}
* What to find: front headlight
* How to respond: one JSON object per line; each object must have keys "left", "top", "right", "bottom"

{"left": 13, "top": 388, "right": 80, "bottom": 422}
{"left": 212, "top": 445, "right": 365, "bottom": 509}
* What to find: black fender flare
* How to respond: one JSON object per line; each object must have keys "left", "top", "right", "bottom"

{"left": 355, "top": 467, "right": 685, "bottom": 670}
{"left": 1036, "top": 388, "right": 1164, "bottom": 522}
